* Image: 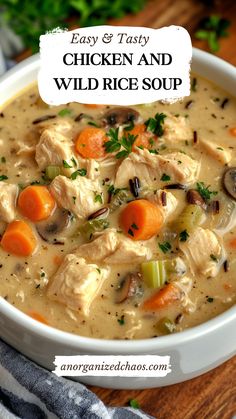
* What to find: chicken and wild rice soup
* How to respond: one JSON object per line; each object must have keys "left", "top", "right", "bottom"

{"left": 0, "top": 75, "right": 235, "bottom": 339}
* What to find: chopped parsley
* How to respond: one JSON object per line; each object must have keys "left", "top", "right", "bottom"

{"left": 207, "top": 297, "right": 214, "bottom": 303}
{"left": 1, "top": 157, "right": 6, "bottom": 163}
{"left": 96, "top": 268, "right": 101, "bottom": 274}
{"left": 131, "top": 223, "right": 139, "bottom": 230}
{"left": 128, "top": 228, "right": 134, "bottom": 237}
{"left": 71, "top": 168, "right": 87, "bottom": 179}
{"left": 196, "top": 182, "right": 217, "bottom": 201}
{"left": 94, "top": 193, "right": 103, "bottom": 204}
{"left": 149, "top": 149, "right": 158, "bottom": 155}
{"left": 210, "top": 254, "right": 218, "bottom": 262}
{"left": 123, "top": 119, "right": 135, "bottom": 131}
{"left": 40, "top": 271, "right": 45, "bottom": 278}
{"left": 0, "top": 175, "right": 8, "bottom": 181}
{"left": 129, "top": 399, "right": 140, "bottom": 409}
{"left": 117, "top": 315, "right": 125, "bottom": 325}
{"left": 104, "top": 128, "right": 137, "bottom": 159}
{"left": 88, "top": 121, "right": 100, "bottom": 127}
{"left": 71, "top": 157, "right": 77, "bottom": 167}
{"left": 107, "top": 185, "right": 128, "bottom": 196}
{"left": 158, "top": 241, "right": 171, "bottom": 254}
{"left": 161, "top": 173, "right": 171, "bottom": 182}
{"left": 179, "top": 229, "right": 189, "bottom": 242}
{"left": 72, "top": 196, "right": 76, "bottom": 204}
{"left": 144, "top": 112, "right": 166, "bottom": 136}
{"left": 58, "top": 108, "right": 72, "bottom": 117}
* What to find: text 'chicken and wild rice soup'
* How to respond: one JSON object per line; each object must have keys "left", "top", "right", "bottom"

{"left": 0, "top": 75, "right": 236, "bottom": 339}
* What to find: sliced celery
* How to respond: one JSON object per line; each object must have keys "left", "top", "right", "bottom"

{"left": 165, "top": 257, "right": 186, "bottom": 277}
{"left": 109, "top": 189, "right": 129, "bottom": 212}
{"left": 141, "top": 257, "right": 186, "bottom": 289}
{"left": 79, "top": 218, "right": 109, "bottom": 240}
{"left": 155, "top": 317, "right": 176, "bottom": 335}
{"left": 45, "top": 165, "right": 61, "bottom": 180}
{"left": 141, "top": 260, "right": 166, "bottom": 289}
{"left": 173, "top": 204, "right": 204, "bottom": 233}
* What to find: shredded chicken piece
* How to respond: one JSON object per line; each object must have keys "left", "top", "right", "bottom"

{"left": 0, "top": 183, "right": 18, "bottom": 223}
{"left": 75, "top": 228, "right": 152, "bottom": 264}
{"left": 50, "top": 175, "right": 102, "bottom": 219}
{"left": 114, "top": 148, "right": 199, "bottom": 188}
{"left": 179, "top": 227, "right": 225, "bottom": 277}
{"left": 47, "top": 254, "right": 109, "bottom": 316}
{"left": 163, "top": 114, "right": 192, "bottom": 142}
{"left": 197, "top": 138, "right": 231, "bottom": 165}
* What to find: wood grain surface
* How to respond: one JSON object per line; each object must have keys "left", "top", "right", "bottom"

{"left": 89, "top": 1, "right": 236, "bottom": 417}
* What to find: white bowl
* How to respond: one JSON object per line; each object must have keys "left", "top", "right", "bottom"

{"left": 0, "top": 49, "right": 236, "bottom": 389}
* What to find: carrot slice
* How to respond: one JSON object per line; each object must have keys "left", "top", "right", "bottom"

{"left": 120, "top": 199, "right": 164, "bottom": 240}
{"left": 129, "top": 124, "right": 157, "bottom": 151}
{"left": 18, "top": 185, "right": 55, "bottom": 222}
{"left": 28, "top": 311, "right": 49, "bottom": 325}
{"left": 1, "top": 220, "right": 37, "bottom": 256}
{"left": 229, "top": 127, "right": 236, "bottom": 137}
{"left": 229, "top": 237, "right": 236, "bottom": 248}
{"left": 53, "top": 255, "right": 63, "bottom": 266}
{"left": 75, "top": 127, "right": 106, "bottom": 159}
{"left": 143, "top": 283, "right": 181, "bottom": 311}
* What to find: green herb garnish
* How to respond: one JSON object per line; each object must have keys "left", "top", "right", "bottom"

{"left": 104, "top": 128, "right": 137, "bottom": 159}
{"left": 1, "top": 1, "right": 146, "bottom": 53}
{"left": 210, "top": 254, "right": 218, "bottom": 262}
{"left": 58, "top": 108, "right": 72, "bottom": 117}
{"left": 1, "top": 157, "right": 6, "bottom": 163}
{"left": 161, "top": 173, "right": 170, "bottom": 182}
{"left": 129, "top": 399, "right": 140, "bottom": 409}
{"left": 107, "top": 185, "right": 127, "bottom": 196}
{"left": 128, "top": 228, "right": 134, "bottom": 237}
{"left": 195, "top": 15, "right": 231, "bottom": 53}
{"left": 144, "top": 112, "right": 166, "bottom": 136}
{"left": 196, "top": 182, "right": 217, "bottom": 201}
{"left": 63, "top": 160, "right": 72, "bottom": 169}
{"left": 71, "top": 157, "right": 77, "bottom": 167}
{"left": 131, "top": 223, "right": 139, "bottom": 230}
{"left": 158, "top": 241, "right": 171, "bottom": 254}
{"left": 94, "top": 193, "right": 103, "bottom": 204}
{"left": 117, "top": 315, "right": 125, "bottom": 325}
{"left": 0, "top": 175, "right": 8, "bottom": 181}
{"left": 71, "top": 168, "right": 87, "bottom": 179}
{"left": 149, "top": 149, "right": 158, "bottom": 155}
{"left": 179, "top": 229, "right": 189, "bottom": 242}
{"left": 88, "top": 121, "right": 100, "bottom": 127}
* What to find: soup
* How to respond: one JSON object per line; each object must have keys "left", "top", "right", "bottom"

{"left": 0, "top": 75, "right": 235, "bottom": 339}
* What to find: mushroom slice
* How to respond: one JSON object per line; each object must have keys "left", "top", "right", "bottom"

{"left": 115, "top": 272, "right": 142, "bottom": 304}
{"left": 223, "top": 167, "right": 236, "bottom": 200}
{"left": 36, "top": 208, "right": 72, "bottom": 243}
{"left": 102, "top": 107, "right": 139, "bottom": 127}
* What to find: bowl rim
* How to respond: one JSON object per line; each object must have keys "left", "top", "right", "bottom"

{"left": 0, "top": 47, "right": 236, "bottom": 352}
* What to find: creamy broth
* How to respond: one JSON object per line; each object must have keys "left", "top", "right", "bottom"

{"left": 0, "top": 75, "right": 235, "bottom": 339}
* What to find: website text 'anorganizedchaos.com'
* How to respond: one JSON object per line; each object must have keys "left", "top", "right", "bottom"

{"left": 53, "top": 355, "right": 172, "bottom": 377}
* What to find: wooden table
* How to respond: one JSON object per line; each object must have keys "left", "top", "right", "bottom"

{"left": 89, "top": 1, "right": 236, "bottom": 417}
